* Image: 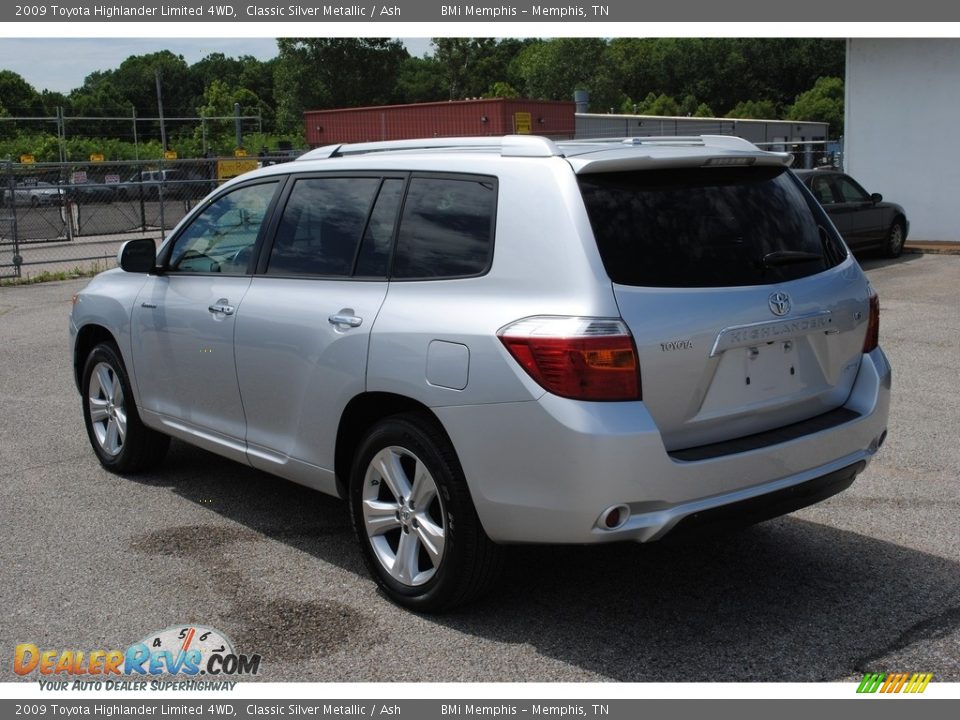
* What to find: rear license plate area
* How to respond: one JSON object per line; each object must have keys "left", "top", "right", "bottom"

{"left": 744, "top": 340, "right": 802, "bottom": 397}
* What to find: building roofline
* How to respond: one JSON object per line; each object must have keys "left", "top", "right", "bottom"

{"left": 305, "top": 98, "right": 576, "bottom": 116}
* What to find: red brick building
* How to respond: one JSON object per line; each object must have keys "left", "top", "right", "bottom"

{"left": 305, "top": 98, "right": 576, "bottom": 146}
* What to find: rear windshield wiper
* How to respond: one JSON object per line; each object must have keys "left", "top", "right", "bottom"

{"left": 761, "top": 250, "right": 823, "bottom": 267}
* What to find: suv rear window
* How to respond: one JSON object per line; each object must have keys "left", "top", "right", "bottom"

{"left": 578, "top": 166, "right": 846, "bottom": 288}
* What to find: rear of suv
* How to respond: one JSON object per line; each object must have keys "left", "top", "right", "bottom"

{"left": 70, "top": 135, "right": 891, "bottom": 611}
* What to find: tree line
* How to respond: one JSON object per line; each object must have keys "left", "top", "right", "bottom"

{"left": 0, "top": 38, "right": 845, "bottom": 161}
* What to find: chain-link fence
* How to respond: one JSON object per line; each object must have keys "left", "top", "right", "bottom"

{"left": 0, "top": 158, "right": 257, "bottom": 281}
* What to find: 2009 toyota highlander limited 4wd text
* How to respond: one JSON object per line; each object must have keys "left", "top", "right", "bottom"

{"left": 70, "top": 135, "right": 891, "bottom": 611}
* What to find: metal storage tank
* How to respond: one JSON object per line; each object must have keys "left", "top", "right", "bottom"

{"left": 305, "top": 99, "right": 576, "bottom": 146}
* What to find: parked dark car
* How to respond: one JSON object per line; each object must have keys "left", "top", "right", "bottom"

{"left": 64, "top": 180, "right": 117, "bottom": 204}
{"left": 113, "top": 169, "right": 211, "bottom": 201}
{"left": 796, "top": 169, "right": 909, "bottom": 257}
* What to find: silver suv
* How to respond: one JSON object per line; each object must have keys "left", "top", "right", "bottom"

{"left": 70, "top": 135, "right": 891, "bottom": 611}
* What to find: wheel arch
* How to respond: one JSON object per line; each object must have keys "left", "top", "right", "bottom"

{"left": 74, "top": 323, "right": 120, "bottom": 392}
{"left": 892, "top": 213, "right": 908, "bottom": 237}
{"left": 334, "top": 392, "right": 454, "bottom": 499}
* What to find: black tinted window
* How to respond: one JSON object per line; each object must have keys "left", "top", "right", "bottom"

{"left": 835, "top": 175, "right": 870, "bottom": 203}
{"left": 393, "top": 176, "right": 496, "bottom": 279}
{"left": 578, "top": 166, "right": 845, "bottom": 288}
{"left": 355, "top": 179, "right": 403, "bottom": 278}
{"left": 268, "top": 177, "right": 380, "bottom": 276}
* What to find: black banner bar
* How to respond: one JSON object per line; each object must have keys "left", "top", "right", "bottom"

{"left": 4, "top": 1, "right": 960, "bottom": 22}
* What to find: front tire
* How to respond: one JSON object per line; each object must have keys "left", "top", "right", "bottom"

{"left": 885, "top": 219, "right": 906, "bottom": 258}
{"left": 349, "top": 413, "right": 502, "bottom": 612}
{"left": 81, "top": 342, "right": 169, "bottom": 473}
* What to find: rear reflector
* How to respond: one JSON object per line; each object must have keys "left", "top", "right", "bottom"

{"left": 863, "top": 288, "right": 880, "bottom": 353}
{"left": 498, "top": 316, "right": 641, "bottom": 401}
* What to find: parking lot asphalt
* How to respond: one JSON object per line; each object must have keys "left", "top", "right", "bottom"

{"left": 1, "top": 253, "right": 958, "bottom": 683}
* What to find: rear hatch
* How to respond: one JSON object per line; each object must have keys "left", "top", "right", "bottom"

{"left": 576, "top": 161, "right": 866, "bottom": 452}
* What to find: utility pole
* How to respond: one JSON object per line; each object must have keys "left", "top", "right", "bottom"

{"left": 55, "top": 106, "right": 66, "bottom": 163}
{"left": 234, "top": 102, "right": 242, "bottom": 150}
{"left": 132, "top": 108, "right": 139, "bottom": 161}
{"left": 155, "top": 68, "right": 167, "bottom": 151}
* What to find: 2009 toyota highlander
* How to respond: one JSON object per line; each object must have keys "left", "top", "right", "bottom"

{"left": 70, "top": 135, "right": 891, "bottom": 611}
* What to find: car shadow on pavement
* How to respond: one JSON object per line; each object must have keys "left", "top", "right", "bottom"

{"left": 126, "top": 440, "right": 960, "bottom": 683}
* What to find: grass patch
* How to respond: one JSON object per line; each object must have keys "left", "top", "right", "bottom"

{"left": 0, "top": 263, "right": 105, "bottom": 286}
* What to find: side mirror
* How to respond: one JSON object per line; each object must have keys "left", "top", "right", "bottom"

{"left": 118, "top": 238, "right": 157, "bottom": 273}
{"left": 870, "top": 193, "right": 883, "bottom": 204}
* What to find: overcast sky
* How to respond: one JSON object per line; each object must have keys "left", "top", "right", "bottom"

{"left": 0, "top": 38, "right": 434, "bottom": 95}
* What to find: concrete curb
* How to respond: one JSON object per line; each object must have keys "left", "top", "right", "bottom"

{"left": 903, "top": 241, "right": 960, "bottom": 255}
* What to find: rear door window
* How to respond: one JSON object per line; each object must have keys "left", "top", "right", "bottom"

{"left": 578, "top": 166, "right": 846, "bottom": 288}
{"left": 267, "top": 177, "right": 380, "bottom": 276}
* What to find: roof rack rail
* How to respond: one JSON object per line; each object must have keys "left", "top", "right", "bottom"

{"left": 297, "top": 135, "right": 562, "bottom": 161}
{"left": 611, "top": 135, "right": 761, "bottom": 151}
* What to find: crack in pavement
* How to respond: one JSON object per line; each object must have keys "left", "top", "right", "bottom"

{"left": 851, "top": 601, "right": 960, "bottom": 673}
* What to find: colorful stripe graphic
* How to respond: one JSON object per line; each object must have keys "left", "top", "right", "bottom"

{"left": 857, "top": 672, "right": 933, "bottom": 694}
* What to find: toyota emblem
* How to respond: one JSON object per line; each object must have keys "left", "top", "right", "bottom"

{"left": 768, "top": 291, "right": 791, "bottom": 316}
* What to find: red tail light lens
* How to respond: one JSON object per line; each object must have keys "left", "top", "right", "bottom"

{"left": 498, "top": 317, "right": 641, "bottom": 401}
{"left": 863, "top": 288, "right": 880, "bottom": 353}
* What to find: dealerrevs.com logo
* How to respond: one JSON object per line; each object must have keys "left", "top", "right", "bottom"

{"left": 14, "top": 625, "right": 261, "bottom": 690}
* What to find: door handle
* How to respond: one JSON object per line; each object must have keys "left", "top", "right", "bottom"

{"left": 328, "top": 313, "right": 362, "bottom": 328}
{"left": 208, "top": 298, "right": 235, "bottom": 316}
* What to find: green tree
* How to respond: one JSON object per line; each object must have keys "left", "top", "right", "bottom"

{"left": 787, "top": 76, "right": 844, "bottom": 137}
{"left": 109, "top": 51, "right": 197, "bottom": 117}
{"left": 605, "top": 38, "right": 843, "bottom": 117}
{"left": 513, "top": 39, "right": 620, "bottom": 111}
{"left": 726, "top": 99, "right": 779, "bottom": 119}
{"left": 194, "top": 79, "right": 268, "bottom": 154}
{"left": 396, "top": 56, "right": 446, "bottom": 103}
{"left": 0, "top": 71, "right": 43, "bottom": 116}
{"left": 431, "top": 38, "right": 498, "bottom": 99}
{"left": 273, "top": 38, "right": 408, "bottom": 131}
{"left": 487, "top": 82, "right": 520, "bottom": 99}
{"left": 637, "top": 92, "right": 681, "bottom": 116}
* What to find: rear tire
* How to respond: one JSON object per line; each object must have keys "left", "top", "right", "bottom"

{"left": 81, "top": 342, "right": 169, "bottom": 474}
{"left": 349, "top": 413, "right": 502, "bottom": 612}
{"left": 885, "top": 219, "right": 905, "bottom": 258}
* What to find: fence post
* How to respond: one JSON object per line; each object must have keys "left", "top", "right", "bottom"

{"left": 5, "top": 160, "right": 22, "bottom": 279}
{"left": 158, "top": 158, "right": 166, "bottom": 242}
{"left": 138, "top": 163, "right": 147, "bottom": 232}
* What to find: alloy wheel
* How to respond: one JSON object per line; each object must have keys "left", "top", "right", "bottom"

{"left": 360, "top": 446, "right": 446, "bottom": 587}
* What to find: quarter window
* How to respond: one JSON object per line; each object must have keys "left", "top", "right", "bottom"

{"left": 392, "top": 176, "right": 496, "bottom": 279}
{"left": 835, "top": 176, "right": 871, "bottom": 203}
{"left": 268, "top": 177, "right": 380, "bottom": 276}
{"left": 167, "top": 181, "right": 278, "bottom": 274}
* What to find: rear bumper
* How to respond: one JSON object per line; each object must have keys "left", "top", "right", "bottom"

{"left": 665, "top": 460, "right": 864, "bottom": 541}
{"left": 436, "top": 347, "right": 891, "bottom": 544}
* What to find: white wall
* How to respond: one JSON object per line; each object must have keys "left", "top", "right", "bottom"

{"left": 846, "top": 39, "right": 960, "bottom": 242}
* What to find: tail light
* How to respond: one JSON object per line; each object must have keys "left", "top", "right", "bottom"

{"left": 497, "top": 316, "right": 641, "bottom": 401}
{"left": 863, "top": 288, "right": 880, "bottom": 353}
